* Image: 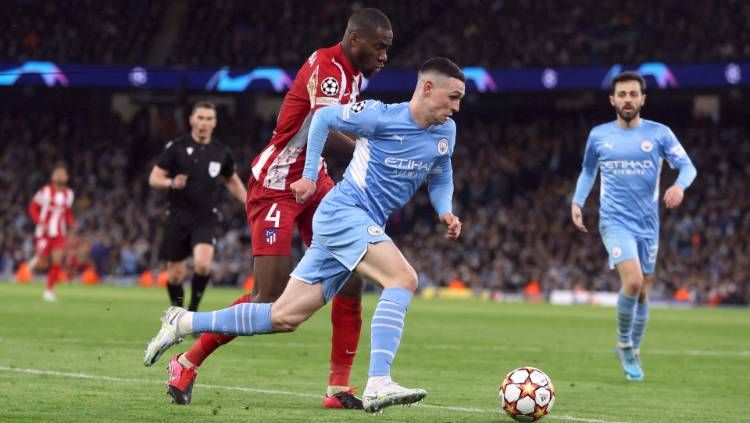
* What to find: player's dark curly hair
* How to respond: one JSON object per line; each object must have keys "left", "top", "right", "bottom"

{"left": 610, "top": 71, "right": 646, "bottom": 94}
{"left": 419, "top": 57, "right": 465, "bottom": 83}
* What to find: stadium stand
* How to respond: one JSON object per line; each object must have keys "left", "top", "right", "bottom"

{"left": 1, "top": 106, "right": 747, "bottom": 304}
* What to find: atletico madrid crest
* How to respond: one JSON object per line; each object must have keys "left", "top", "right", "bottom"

{"left": 264, "top": 228, "right": 277, "bottom": 245}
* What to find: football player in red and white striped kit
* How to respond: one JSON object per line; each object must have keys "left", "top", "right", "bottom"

{"left": 28, "top": 164, "right": 75, "bottom": 302}
{"left": 162, "top": 8, "right": 393, "bottom": 409}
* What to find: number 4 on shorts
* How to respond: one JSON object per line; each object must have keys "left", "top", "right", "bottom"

{"left": 265, "top": 203, "right": 281, "bottom": 228}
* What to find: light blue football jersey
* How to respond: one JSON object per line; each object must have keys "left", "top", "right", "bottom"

{"left": 573, "top": 119, "right": 696, "bottom": 237}
{"left": 303, "top": 100, "right": 456, "bottom": 226}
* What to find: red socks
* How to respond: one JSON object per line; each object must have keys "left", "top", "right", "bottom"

{"left": 328, "top": 295, "right": 362, "bottom": 387}
{"left": 183, "top": 293, "right": 251, "bottom": 367}
{"left": 46, "top": 264, "right": 61, "bottom": 290}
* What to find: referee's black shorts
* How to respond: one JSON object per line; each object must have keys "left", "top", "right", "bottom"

{"left": 159, "top": 209, "right": 219, "bottom": 262}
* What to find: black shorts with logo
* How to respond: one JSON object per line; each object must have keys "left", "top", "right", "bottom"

{"left": 159, "top": 209, "right": 219, "bottom": 262}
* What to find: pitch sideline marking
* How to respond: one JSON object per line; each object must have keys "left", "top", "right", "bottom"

{"left": 0, "top": 365, "right": 627, "bottom": 423}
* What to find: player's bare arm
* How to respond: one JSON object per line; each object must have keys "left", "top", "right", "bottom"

{"left": 149, "top": 165, "right": 187, "bottom": 190}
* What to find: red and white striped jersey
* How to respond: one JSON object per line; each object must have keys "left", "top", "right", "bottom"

{"left": 251, "top": 43, "right": 363, "bottom": 191}
{"left": 28, "top": 184, "right": 75, "bottom": 238}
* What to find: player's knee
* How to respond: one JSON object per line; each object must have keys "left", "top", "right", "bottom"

{"left": 623, "top": 273, "right": 644, "bottom": 292}
{"left": 395, "top": 266, "right": 419, "bottom": 293}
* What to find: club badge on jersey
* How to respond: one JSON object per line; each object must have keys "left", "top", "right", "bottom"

{"left": 264, "top": 228, "right": 277, "bottom": 245}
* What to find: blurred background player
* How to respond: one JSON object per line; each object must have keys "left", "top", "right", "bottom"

{"left": 162, "top": 8, "right": 393, "bottom": 408}
{"left": 571, "top": 71, "right": 697, "bottom": 381}
{"left": 149, "top": 101, "right": 247, "bottom": 312}
{"left": 144, "top": 57, "right": 465, "bottom": 414}
{"left": 28, "top": 164, "right": 74, "bottom": 302}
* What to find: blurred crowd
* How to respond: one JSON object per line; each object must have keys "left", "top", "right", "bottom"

{"left": 2, "top": 0, "right": 164, "bottom": 65}
{"left": 0, "top": 106, "right": 747, "bottom": 305}
{"left": 2, "top": 0, "right": 748, "bottom": 305}
{"left": 4, "top": 0, "right": 750, "bottom": 68}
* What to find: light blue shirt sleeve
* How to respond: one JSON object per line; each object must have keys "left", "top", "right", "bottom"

{"left": 303, "top": 100, "right": 381, "bottom": 181}
{"left": 427, "top": 153, "right": 454, "bottom": 216}
{"left": 659, "top": 127, "right": 697, "bottom": 190}
{"left": 572, "top": 131, "right": 599, "bottom": 207}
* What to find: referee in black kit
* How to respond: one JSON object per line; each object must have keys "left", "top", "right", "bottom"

{"left": 149, "top": 101, "right": 247, "bottom": 311}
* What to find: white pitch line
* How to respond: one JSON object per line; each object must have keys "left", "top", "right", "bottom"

{"left": 0, "top": 366, "right": 627, "bottom": 423}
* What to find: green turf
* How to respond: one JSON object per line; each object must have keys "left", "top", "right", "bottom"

{"left": 0, "top": 283, "right": 748, "bottom": 422}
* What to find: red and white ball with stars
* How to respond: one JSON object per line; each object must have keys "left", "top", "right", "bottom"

{"left": 499, "top": 367, "right": 556, "bottom": 422}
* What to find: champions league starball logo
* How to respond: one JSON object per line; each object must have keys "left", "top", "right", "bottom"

{"left": 206, "top": 67, "right": 293, "bottom": 92}
{"left": 0, "top": 61, "right": 69, "bottom": 87}
{"left": 320, "top": 77, "right": 339, "bottom": 96}
{"left": 601, "top": 62, "right": 678, "bottom": 89}
{"left": 462, "top": 67, "right": 498, "bottom": 92}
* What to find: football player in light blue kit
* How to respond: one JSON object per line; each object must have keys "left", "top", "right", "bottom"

{"left": 144, "top": 57, "right": 465, "bottom": 413}
{"left": 571, "top": 71, "right": 697, "bottom": 381}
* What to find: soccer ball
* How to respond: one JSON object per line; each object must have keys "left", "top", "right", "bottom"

{"left": 499, "top": 367, "right": 556, "bottom": 422}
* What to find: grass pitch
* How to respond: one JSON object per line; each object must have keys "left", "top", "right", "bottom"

{"left": 0, "top": 283, "right": 748, "bottom": 422}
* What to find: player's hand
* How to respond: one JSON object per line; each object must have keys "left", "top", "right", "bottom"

{"left": 440, "top": 213, "right": 462, "bottom": 240}
{"left": 571, "top": 203, "right": 588, "bottom": 233}
{"left": 290, "top": 177, "right": 316, "bottom": 204}
{"left": 664, "top": 184, "right": 684, "bottom": 209}
{"left": 172, "top": 174, "right": 188, "bottom": 190}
